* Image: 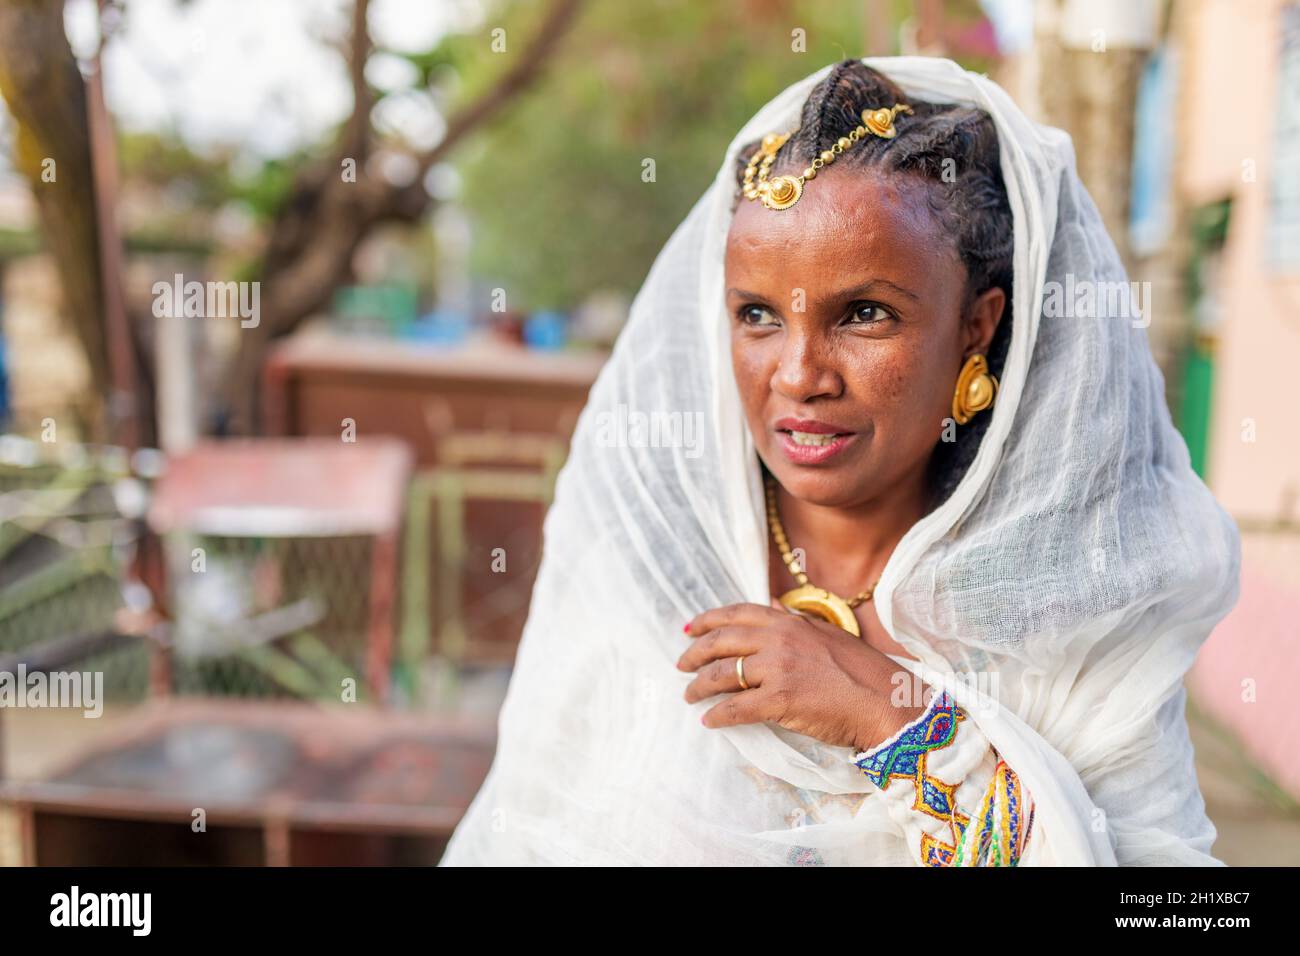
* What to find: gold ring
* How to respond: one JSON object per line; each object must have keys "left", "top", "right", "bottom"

{"left": 736, "top": 655, "right": 750, "bottom": 690}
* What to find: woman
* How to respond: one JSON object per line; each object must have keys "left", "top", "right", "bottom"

{"left": 440, "top": 57, "right": 1240, "bottom": 866}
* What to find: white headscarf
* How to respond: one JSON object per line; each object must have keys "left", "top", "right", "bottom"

{"left": 439, "top": 56, "right": 1241, "bottom": 866}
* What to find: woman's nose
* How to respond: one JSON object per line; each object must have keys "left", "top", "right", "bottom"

{"left": 770, "top": 333, "right": 843, "bottom": 403}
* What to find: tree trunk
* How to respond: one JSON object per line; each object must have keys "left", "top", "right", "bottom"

{"left": 0, "top": 0, "right": 109, "bottom": 406}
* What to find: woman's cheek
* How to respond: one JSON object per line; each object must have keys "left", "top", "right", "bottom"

{"left": 858, "top": 350, "right": 944, "bottom": 451}
{"left": 850, "top": 347, "right": 912, "bottom": 410}
{"left": 730, "top": 350, "right": 773, "bottom": 442}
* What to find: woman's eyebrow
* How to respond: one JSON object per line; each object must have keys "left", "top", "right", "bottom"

{"left": 726, "top": 280, "right": 920, "bottom": 303}
{"left": 828, "top": 278, "right": 921, "bottom": 303}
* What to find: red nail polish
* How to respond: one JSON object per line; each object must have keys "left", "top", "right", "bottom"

{"left": 683, "top": 623, "right": 691, "bottom": 634}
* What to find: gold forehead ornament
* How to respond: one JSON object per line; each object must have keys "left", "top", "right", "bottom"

{"left": 741, "top": 104, "right": 913, "bottom": 211}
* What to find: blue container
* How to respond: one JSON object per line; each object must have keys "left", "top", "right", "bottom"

{"left": 523, "top": 311, "right": 567, "bottom": 350}
{"left": 405, "top": 309, "right": 469, "bottom": 346}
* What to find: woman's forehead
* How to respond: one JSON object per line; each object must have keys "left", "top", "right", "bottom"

{"left": 724, "top": 168, "right": 962, "bottom": 289}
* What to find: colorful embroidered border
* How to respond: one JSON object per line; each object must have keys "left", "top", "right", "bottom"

{"left": 787, "top": 846, "right": 825, "bottom": 866}
{"left": 953, "top": 758, "right": 1034, "bottom": 866}
{"left": 852, "top": 688, "right": 970, "bottom": 864}
{"left": 853, "top": 688, "right": 963, "bottom": 787}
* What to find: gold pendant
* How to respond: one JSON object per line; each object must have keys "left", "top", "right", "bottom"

{"left": 760, "top": 174, "right": 802, "bottom": 210}
{"left": 776, "top": 585, "right": 862, "bottom": 638}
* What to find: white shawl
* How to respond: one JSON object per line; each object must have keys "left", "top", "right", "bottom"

{"left": 440, "top": 56, "right": 1241, "bottom": 866}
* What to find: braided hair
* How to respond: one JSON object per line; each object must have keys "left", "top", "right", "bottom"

{"left": 731, "top": 60, "right": 1014, "bottom": 507}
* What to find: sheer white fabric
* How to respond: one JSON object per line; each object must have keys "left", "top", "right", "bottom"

{"left": 439, "top": 57, "right": 1240, "bottom": 866}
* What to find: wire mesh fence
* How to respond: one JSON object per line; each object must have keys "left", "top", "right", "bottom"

{"left": 1, "top": 448, "right": 394, "bottom": 705}
{"left": 2, "top": 432, "right": 568, "bottom": 711}
{"left": 0, "top": 456, "right": 150, "bottom": 704}
{"left": 162, "top": 533, "right": 378, "bottom": 700}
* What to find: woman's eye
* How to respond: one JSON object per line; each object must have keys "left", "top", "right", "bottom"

{"left": 847, "top": 303, "right": 890, "bottom": 325}
{"left": 738, "top": 305, "right": 778, "bottom": 326}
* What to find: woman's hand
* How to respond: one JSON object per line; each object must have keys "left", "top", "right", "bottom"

{"left": 678, "top": 602, "right": 929, "bottom": 753}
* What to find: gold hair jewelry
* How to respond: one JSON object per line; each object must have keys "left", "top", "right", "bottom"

{"left": 742, "top": 104, "right": 913, "bottom": 211}
{"left": 736, "top": 655, "right": 750, "bottom": 690}
{"left": 764, "top": 473, "right": 879, "bottom": 638}
{"left": 952, "top": 353, "right": 999, "bottom": 425}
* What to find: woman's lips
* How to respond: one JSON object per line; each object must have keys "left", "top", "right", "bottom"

{"left": 775, "top": 428, "right": 857, "bottom": 465}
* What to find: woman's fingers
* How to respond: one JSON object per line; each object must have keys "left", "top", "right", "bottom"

{"left": 700, "top": 688, "right": 771, "bottom": 729}
{"left": 679, "top": 602, "right": 802, "bottom": 731}
{"left": 676, "top": 625, "right": 764, "bottom": 673}
{"left": 683, "top": 654, "right": 762, "bottom": 703}
{"left": 685, "top": 602, "right": 785, "bottom": 637}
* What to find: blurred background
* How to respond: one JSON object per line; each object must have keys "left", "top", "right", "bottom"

{"left": 0, "top": 0, "right": 1295, "bottom": 866}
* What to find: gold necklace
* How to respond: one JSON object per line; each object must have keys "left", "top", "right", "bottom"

{"left": 764, "top": 473, "right": 880, "bottom": 638}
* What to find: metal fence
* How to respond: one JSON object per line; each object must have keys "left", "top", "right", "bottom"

{"left": 0, "top": 455, "right": 150, "bottom": 703}
{"left": 1, "top": 432, "right": 562, "bottom": 709}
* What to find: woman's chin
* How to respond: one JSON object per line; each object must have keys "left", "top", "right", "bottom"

{"left": 763, "top": 451, "right": 877, "bottom": 508}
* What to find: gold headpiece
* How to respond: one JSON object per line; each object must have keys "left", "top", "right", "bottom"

{"left": 741, "top": 104, "right": 913, "bottom": 211}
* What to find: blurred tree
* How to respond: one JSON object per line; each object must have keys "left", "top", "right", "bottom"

{"left": 0, "top": 0, "right": 587, "bottom": 437}
{"left": 221, "top": 0, "right": 585, "bottom": 433}
{"left": 0, "top": 0, "right": 111, "bottom": 407}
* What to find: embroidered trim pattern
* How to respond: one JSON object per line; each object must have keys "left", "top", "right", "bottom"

{"left": 954, "top": 758, "right": 1035, "bottom": 866}
{"left": 787, "top": 846, "right": 825, "bottom": 866}
{"left": 852, "top": 688, "right": 971, "bottom": 865}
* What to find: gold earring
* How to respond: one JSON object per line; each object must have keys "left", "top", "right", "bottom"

{"left": 952, "top": 353, "right": 998, "bottom": 425}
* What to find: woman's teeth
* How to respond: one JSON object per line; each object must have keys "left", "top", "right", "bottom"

{"left": 787, "top": 430, "right": 844, "bottom": 447}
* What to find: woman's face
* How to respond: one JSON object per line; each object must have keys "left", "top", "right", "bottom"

{"left": 725, "top": 166, "right": 1004, "bottom": 510}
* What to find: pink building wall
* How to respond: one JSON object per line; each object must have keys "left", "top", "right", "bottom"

{"left": 1180, "top": 0, "right": 1300, "bottom": 797}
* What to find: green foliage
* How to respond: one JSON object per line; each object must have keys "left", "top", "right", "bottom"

{"left": 387, "top": 34, "right": 479, "bottom": 88}
{"left": 0, "top": 225, "right": 39, "bottom": 261}
{"left": 115, "top": 130, "right": 313, "bottom": 280}
{"left": 118, "top": 131, "right": 232, "bottom": 207}
{"left": 454, "top": 0, "right": 911, "bottom": 310}
{"left": 118, "top": 130, "right": 309, "bottom": 225}
{"left": 228, "top": 156, "right": 305, "bottom": 222}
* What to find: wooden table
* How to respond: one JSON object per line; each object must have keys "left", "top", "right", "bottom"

{"left": 261, "top": 331, "right": 607, "bottom": 462}
{"left": 0, "top": 697, "right": 495, "bottom": 866}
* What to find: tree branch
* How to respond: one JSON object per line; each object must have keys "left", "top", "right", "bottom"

{"left": 222, "top": 0, "right": 586, "bottom": 433}
{"left": 341, "top": 0, "right": 373, "bottom": 161}
{"left": 413, "top": 0, "right": 583, "bottom": 174}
